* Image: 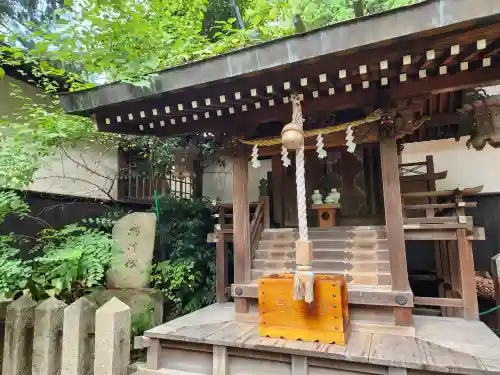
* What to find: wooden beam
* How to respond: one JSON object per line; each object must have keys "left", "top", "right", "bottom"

{"left": 99, "top": 64, "right": 500, "bottom": 137}
{"left": 380, "top": 135, "right": 409, "bottom": 292}
{"left": 271, "top": 155, "right": 284, "bottom": 227}
{"left": 457, "top": 229, "right": 479, "bottom": 320}
{"left": 404, "top": 202, "right": 477, "bottom": 210}
{"left": 403, "top": 216, "right": 473, "bottom": 224}
{"left": 414, "top": 297, "right": 464, "bottom": 307}
{"left": 216, "top": 232, "right": 229, "bottom": 303}
{"left": 232, "top": 154, "right": 251, "bottom": 313}
{"left": 380, "top": 135, "right": 412, "bottom": 327}
{"left": 230, "top": 283, "right": 414, "bottom": 307}
{"left": 400, "top": 171, "right": 447, "bottom": 182}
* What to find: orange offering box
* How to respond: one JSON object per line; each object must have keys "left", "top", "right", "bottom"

{"left": 258, "top": 274, "right": 350, "bottom": 345}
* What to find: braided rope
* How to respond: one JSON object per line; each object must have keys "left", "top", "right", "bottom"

{"left": 234, "top": 109, "right": 386, "bottom": 146}
{"left": 295, "top": 144, "right": 308, "bottom": 241}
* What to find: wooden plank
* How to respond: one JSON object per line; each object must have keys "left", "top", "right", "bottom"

{"left": 435, "top": 241, "right": 446, "bottom": 316}
{"left": 403, "top": 222, "right": 473, "bottom": 230}
{"left": 213, "top": 346, "right": 228, "bottom": 375}
{"left": 425, "top": 155, "right": 437, "bottom": 218}
{"left": 380, "top": 136, "right": 410, "bottom": 294}
{"left": 448, "top": 240, "right": 461, "bottom": 317}
{"left": 388, "top": 368, "right": 407, "bottom": 375}
{"left": 216, "top": 232, "right": 229, "bottom": 303}
{"left": 418, "top": 339, "right": 486, "bottom": 373}
{"left": 404, "top": 216, "right": 473, "bottom": 224}
{"left": 368, "top": 334, "right": 426, "bottom": 368}
{"left": 401, "top": 185, "right": 484, "bottom": 199}
{"left": 414, "top": 297, "right": 464, "bottom": 307}
{"left": 404, "top": 202, "right": 477, "bottom": 210}
{"left": 393, "top": 307, "right": 413, "bottom": 327}
{"left": 291, "top": 356, "right": 308, "bottom": 375}
{"left": 146, "top": 338, "right": 161, "bottom": 370}
{"left": 309, "top": 356, "right": 387, "bottom": 375}
{"left": 205, "top": 321, "right": 256, "bottom": 347}
{"left": 166, "top": 322, "right": 230, "bottom": 343}
{"left": 457, "top": 229, "right": 479, "bottom": 320}
{"left": 400, "top": 171, "right": 447, "bottom": 182}
{"left": 441, "top": 240, "right": 453, "bottom": 317}
{"left": 231, "top": 284, "right": 414, "bottom": 307}
{"left": 404, "top": 230, "right": 457, "bottom": 241}
{"left": 232, "top": 155, "right": 251, "bottom": 314}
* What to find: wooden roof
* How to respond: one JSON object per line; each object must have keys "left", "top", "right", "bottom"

{"left": 60, "top": 0, "right": 500, "bottom": 139}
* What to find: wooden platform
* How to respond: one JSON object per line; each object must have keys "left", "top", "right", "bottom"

{"left": 140, "top": 303, "right": 500, "bottom": 375}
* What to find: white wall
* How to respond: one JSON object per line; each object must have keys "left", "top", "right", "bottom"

{"left": 1, "top": 76, "right": 120, "bottom": 200}
{"left": 402, "top": 136, "right": 500, "bottom": 193}
{"left": 202, "top": 158, "right": 272, "bottom": 203}
{"left": 29, "top": 142, "right": 119, "bottom": 200}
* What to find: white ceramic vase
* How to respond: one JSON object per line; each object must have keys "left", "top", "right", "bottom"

{"left": 311, "top": 190, "right": 323, "bottom": 204}
{"left": 325, "top": 188, "right": 340, "bottom": 204}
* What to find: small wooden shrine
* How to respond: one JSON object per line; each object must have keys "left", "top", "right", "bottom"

{"left": 62, "top": 0, "right": 500, "bottom": 373}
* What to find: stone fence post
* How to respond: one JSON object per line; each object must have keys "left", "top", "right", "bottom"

{"left": 1, "top": 296, "right": 132, "bottom": 375}
{"left": 94, "top": 298, "right": 131, "bottom": 375}
{"left": 2, "top": 296, "right": 37, "bottom": 375}
{"left": 61, "top": 297, "right": 97, "bottom": 375}
{"left": 32, "top": 298, "right": 67, "bottom": 375}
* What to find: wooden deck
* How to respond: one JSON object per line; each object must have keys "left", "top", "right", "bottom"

{"left": 142, "top": 303, "right": 500, "bottom": 375}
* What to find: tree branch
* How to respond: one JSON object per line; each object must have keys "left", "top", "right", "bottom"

{"left": 34, "top": 175, "right": 116, "bottom": 201}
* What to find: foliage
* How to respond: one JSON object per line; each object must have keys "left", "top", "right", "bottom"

{"left": 0, "top": 235, "right": 32, "bottom": 299}
{"left": 0, "top": 0, "right": 65, "bottom": 49}
{"left": 150, "top": 260, "right": 197, "bottom": 305}
{"left": 131, "top": 302, "right": 154, "bottom": 338}
{"left": 27, "top": 223, "right": 116, "bottom": 302}
{"left": 153, "top": 195, "right": 215, "bottom": 318}
{"left": 0, "top": 190, "right": 30, "bottom": 224}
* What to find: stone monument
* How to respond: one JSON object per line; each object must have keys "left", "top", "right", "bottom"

{"left": 107, "top": 212, "right": 157, "bottom": 289}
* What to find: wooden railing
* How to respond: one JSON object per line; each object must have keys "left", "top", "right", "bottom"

{"left": 250, "top": 197, "right": 270, "bottom": 259}
{"left": 401, "top": 185, "right": 485, "bottom": 320}
{"left": 214, "top": 197, "right": 270, "bottom": 303}
{"left": 118, "top": 172, "right": 195, "bottom": 201}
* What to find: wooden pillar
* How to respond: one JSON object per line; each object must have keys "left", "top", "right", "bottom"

{"left": 271, "top": 155, "right": 284, "bottom": 227}
{"left": 261, "top": 196, "right": 271, "bottom": 229}
{"left": 457, "top": 229, "right": 479, "bottom": 320}
{"left": 216, "top": 232, "right": 228, "bottom": 303}
{"left": 380, "top": 135, "right": 412, "bottom": 326}
{"left": 232, "top": 155, "right": 250, "bottom": 313}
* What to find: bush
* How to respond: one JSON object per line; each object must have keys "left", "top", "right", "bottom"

{"left": 153, "top": 195, "right": 215, "bottom": 318}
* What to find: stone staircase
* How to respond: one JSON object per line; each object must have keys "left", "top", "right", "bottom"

{"left": 252, "top": 226, "right": 392, "bottom": 287}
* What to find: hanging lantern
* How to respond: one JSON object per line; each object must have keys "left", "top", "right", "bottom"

{"left": 281, "top": 94, "right": 305, "bottom": 150}
{"left": 172, "top": 148, "right": 196, "bottom": 180}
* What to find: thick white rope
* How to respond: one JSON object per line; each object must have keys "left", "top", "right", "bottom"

{"left": 295, "top": 144, "right": 308, "bottom": 241}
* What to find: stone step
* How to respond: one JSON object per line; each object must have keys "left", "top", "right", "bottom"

{"left": 257, "top": 238, "right": 388, "bottom": 251}
{"left": 251, "top": 269, "right": 392, "bottom": 286}
{"left": 252, "top": 259, "right": 391, "bottom": 272}
{"left": 254, "top": 249, "right": 390, "bottom": 261}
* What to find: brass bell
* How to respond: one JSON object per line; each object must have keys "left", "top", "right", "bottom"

{"left": 281, "top": 122, "right": 304, "bottom": 150}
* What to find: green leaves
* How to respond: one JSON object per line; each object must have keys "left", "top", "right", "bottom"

{"left": 0, "top": 236, "right": 32, "bottom": 299}
{"left": 30, "top": 224, "right": 117, "bottom": 301}
{"left": 153, "top": 195, "right": 216, "bottom": 318}
{"left": 0, "top": 190, "right": 30, "bottom": 225}
{"left": 0, "top": 67, "right": 4, "bottom": 79}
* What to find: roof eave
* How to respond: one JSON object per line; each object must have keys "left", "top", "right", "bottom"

{"left": 61, "top": 0, "right": 500, "bottom": 115}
